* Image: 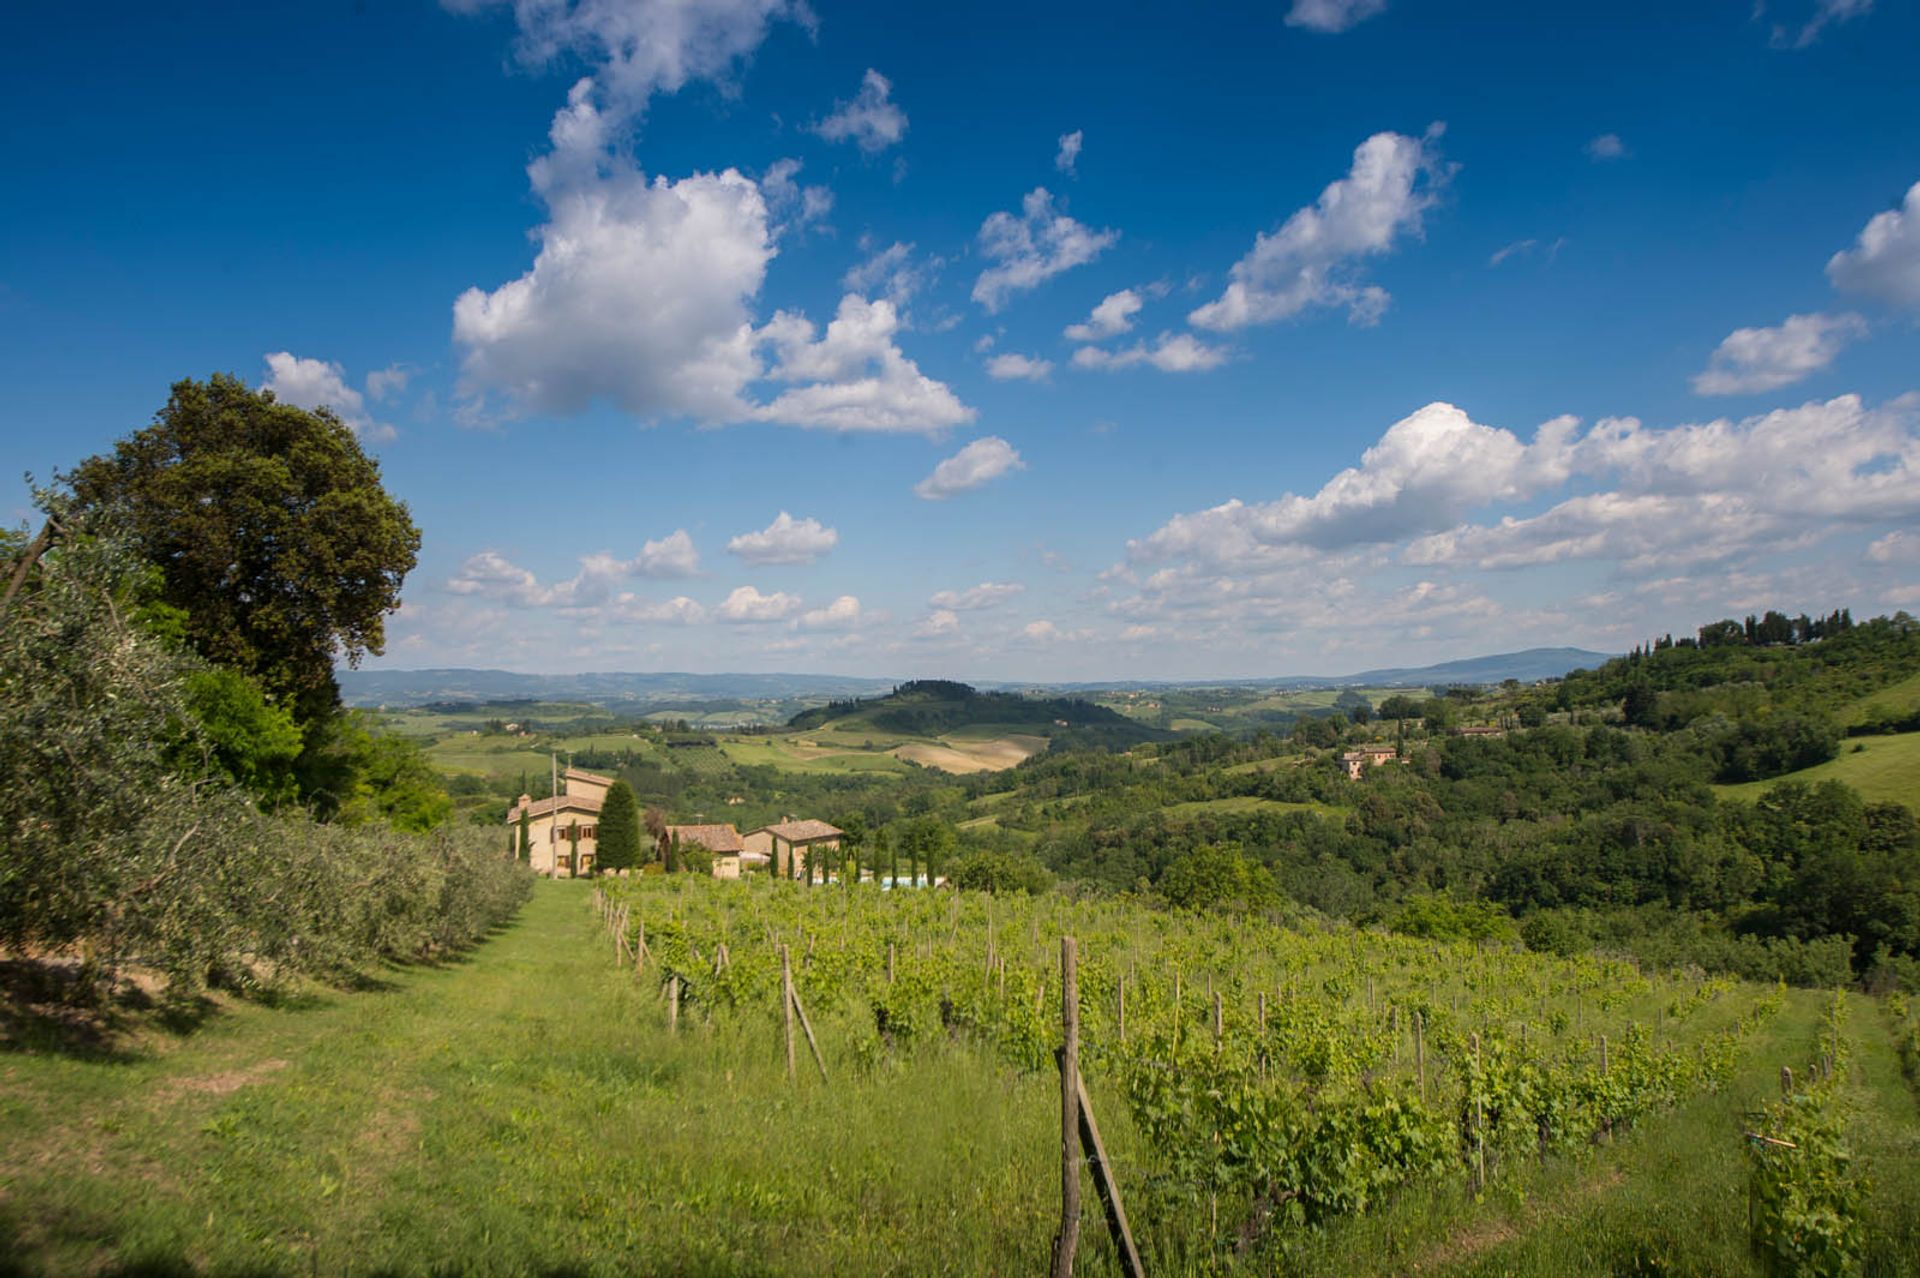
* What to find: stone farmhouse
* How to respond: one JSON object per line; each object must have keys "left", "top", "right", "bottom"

{"left": 1339, "top": 744, "right": 1402, "bottom": 781}
{"left": 664, "top": 823, "right": 757, "bottom": 879}
{"left": 747, "top": 819, "right": 845, "bottom": 880}
{"left": 507, "top": 767, "right": 613, "bottom": 878}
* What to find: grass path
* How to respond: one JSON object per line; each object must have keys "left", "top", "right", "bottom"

{"left": 0, "top": 884, "right": 1061, "bottom": 1277}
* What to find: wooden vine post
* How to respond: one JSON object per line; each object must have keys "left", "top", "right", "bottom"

{"left": 1052, "top": 937, "right": 1082, "bottom": 1278}
{"left": 781, "top": 945, "right": 797, "bottom": 1080}
{"left": 1050, "top": 937, "right": 1145, "bottom": 1278}
{"left": 1415, "top": 1011, "right": 1427, "bottom": 1102}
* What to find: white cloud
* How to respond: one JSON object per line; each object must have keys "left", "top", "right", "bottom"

{"left": 972, "top": 188, "right": 1119, "bottom": 311}
{"left": 727, "top": 511, "right": 838, "bottom": 565}
{"left": 761, "top": 157, "right": 832, "bottom": 235}
{"left": 1072, "top": 332, "right": 1227, "bottom": 373}
{"left": 1189, "top": 128, "right": 1447, "bottom": 331}
{"left": 752, "top": 295, "right": 974, "bottom": 432}
{"left": 447, "top": 0, "right": 807, "bottom": 120}
{"left": 1489, "top": 238, "right": 1536, "bottom": 267}
{"left": 798, "top": 595, "right": 862, "bottom": 630}
{"left": 445, "top": 547, "right": 707, "bottom": 618}
{"left": 1063, "top": 289, "right": 1142, "bottom": 341}
{"left": 365, "top": 364, "right": 410, "bottom": 401}
{"left": 261, "top": 352, "right": 393, "bottom": 441}
{"left": 1771, "top": 0, "right": 1872, "bottom": 48}
{"left": 1130, "top": 402, "right": 1578, "bottom": 564}
{"left": 716, "top": 585, "right": 803, "bottom": 622}
{"left": 812, "top": 68, "right": 908, "bottom": 154}
{"left": 636, "top": 529, "right": 701, "bottom": 578}
{"left": 611, "top": 595, "right": 706, "bottom": 625}
{"left": 914, "top": 436, "right": 1026, "bottom": 500}
{"left": 1692, "top": 312, "right": 1867, "bottom": 395}
{"left": 986, "top": 352, "right": 1054, "bottom": 381}
{"left": 842, "top": 239, "right": 938, "bottom": 307}
{"left": 453, "top": 84, "right": 771, "bottom": 423}
{"left": 930, "top": 581, "right": 1025, "bottom": 611}
{"left": 446, "top": 550, "right": 550, "bottom": 605}
{"left": 1284, "top": 0, "right": 1387, "bottom": 32}
{"left": 1586, "top": 133, "right": 1627, "bottom": 161}
{"left": 1867, "top": 529, "right": 1918, "bottom": 563}
{"left": 914, "top": 608, "right": 960, "bottom": 638}
{"left": 1055, "top": 129, "right": 1083, "bottom": 176}
{"left": 1022, "top": 620, "right": 1062, "bottom": 641}
{"left": 454, "top": 67, "right": 966, "bottom": 435}
{"left": 1827, "top": 181, "right": 1920, "bottom": 310}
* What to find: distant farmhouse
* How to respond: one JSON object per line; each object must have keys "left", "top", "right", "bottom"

{"left": 507, "top": 767, "right": 612, "bottom": 877}
{"left": 1339, "top": 744, "right": 1402, "bottom": 781}
{"left": 509, "top": 776, "right": 846, "bottom": 882}
{"left": 748, "top": 819, "right": 844, "bottom": 880}
{"left": 665, "top": 823, "right": 756, "bottom": 879}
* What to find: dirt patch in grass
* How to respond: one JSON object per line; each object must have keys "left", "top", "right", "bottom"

{"left": 156, "top": 1057, "right": 289, "bottom": 1100}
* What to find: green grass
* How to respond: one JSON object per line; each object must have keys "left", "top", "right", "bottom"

{"left": 1715, "top": 730, "right": 1920, "bottom": 808}
{"left": 1844, "top": 668, "right": 1920, "bottom": 727}
{"left": 717, "top": 735, "right": 911, "bottom": 776}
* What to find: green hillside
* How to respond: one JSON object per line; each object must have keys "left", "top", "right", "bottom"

{"left": 789, "top": 679, "right": 1173, "bottom": 751}
{"left": 1716, "top": 730, "right": 1920, "bottom": 807}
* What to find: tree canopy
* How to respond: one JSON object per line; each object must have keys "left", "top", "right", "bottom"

{"left": 597, "top": 781, "right": 641, "bottom": 872}
{"left": 66, "top": 374, "right": 421, "bottom": 724}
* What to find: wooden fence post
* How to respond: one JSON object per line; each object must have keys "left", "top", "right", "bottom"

{"left": 1415, "top": 1012, "right": 1426, "bottom": 1102}
{"left": 1074, "top": 1069, "right": 1145, "bottom": 1278}
{"left": 1116, "top": 974, "right": 1126, "bottom": 1047}
{"left": 781, "top": 945, "right": 797, "bottom": 1080}
{"left": 1051, "top": 937, "right": 1082, "bottom": 1278}
{"left": 789, "top": 980, "right": 829, "bottom": 1083}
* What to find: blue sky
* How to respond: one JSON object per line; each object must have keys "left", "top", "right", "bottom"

{"left": 3, "top": 0, "right": 1918, "bottom": 680}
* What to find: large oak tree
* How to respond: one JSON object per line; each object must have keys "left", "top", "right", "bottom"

{"left": 67, "top": 374, "right": 420, "bottom": 725}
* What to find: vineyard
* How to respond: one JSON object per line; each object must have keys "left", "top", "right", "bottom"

{"left": 593, "top": 876, "right": 1839, "bottom": 1271}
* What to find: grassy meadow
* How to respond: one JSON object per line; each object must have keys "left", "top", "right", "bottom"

{"left": 1716, "top": 730, "right": 1920, "bottom": 806}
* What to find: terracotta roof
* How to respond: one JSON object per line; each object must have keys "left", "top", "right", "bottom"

{"left": 668, "top": 823, "right": 746, "bottom": 853}
{"left": 754, "top": 819, "right": 844, "bottom": 843}
{"left": 507, "top": 794, "right": 604, "bottom": 823}
{"left": 565, "top": 767, "right": 616, "bottom": 785}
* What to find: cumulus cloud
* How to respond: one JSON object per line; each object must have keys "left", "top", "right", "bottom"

{"left": 716, "top": 585, "right": 803, "bottom": 622}
{"left": 261, "top": 352, "right": 392, "bottom": 441}
{"left": 727, "top": 511, "right": 838, "bottom": 564}
{"left": 1129, "top": 402, "right": 1580, "bottom": 565}
{"left": 1284, "top": 0, "right": 1387, "bottom": 32}
{"left": 798, "top": 595, "right": 862, "bottom": 630}
{"left": 812, "top": 68, "right": 908, "bottom": 153}
{"left": 1691, "top": 312, "right": 1867, "bottom": 395}
{"left": 452, "top": 49, "right": 967, "bottom": 434}
{"left": 914, "top": 436, "right": 1026, "bottom": 500}
{"left": 1055, "top": 129, "right": 1083, "bottom": 175}
{"left": 453, "top": 84, "right": 771, "bottom": 422}
{"left": 752, "top": 295, "right": 974, "bottom": 432}
{"left": 1073, "top": 332, "right": 1227, "bottom": 373}
{"left": 445, "top": 548, "right": 705, "bottom": 619}
{"left": 1063, "top": 289, "right": 1143, "bottom": 341}
{"left": 1827, "top": 181, "right": 1920, "bottom": 310}
{"left": 446, "top": 0, "right": 808, "bottom": 120}
{"left": 930, "top": 581, "right": 1025, "bottom": 611}
{"left": 986, "top": 352, "right": 1053, "bottom": 381}
{"left": 1585, "top": 133, "right": 1627, "bottom": 161}
{"left": 1189, "top": 128, "right": 1448, "bottom": 331}
{"left": 636, "top": 529, "right": 701, "bottom": 577}
{"left": 972, "top": 188, "right": 1118, "bottom": 311}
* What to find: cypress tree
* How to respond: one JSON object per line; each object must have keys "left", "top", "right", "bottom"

{"left": 597, "top": 780, "right": 640, "bottom": 872}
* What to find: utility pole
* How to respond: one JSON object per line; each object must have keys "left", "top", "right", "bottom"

{"left": 550, "top": 751, "right": 559, "bottom": 878}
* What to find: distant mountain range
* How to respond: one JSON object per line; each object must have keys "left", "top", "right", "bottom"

{"left": 339, "top": 647, "right": 1615, "bottom": 709}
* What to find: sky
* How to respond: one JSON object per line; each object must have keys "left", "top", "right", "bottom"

{"left": 2, "top": 0, "right": 1918, "bottom": 682}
